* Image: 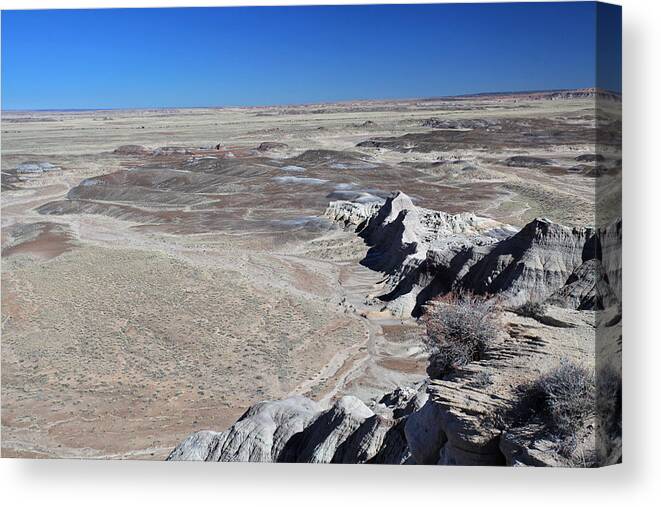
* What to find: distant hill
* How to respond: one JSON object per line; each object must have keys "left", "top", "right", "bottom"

{"left": 439, "top": 87, "right": 621, "bottom": 102}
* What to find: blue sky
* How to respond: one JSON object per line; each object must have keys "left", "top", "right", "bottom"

{"left": 1, "top": 3, "right": 621, "bottom": 110}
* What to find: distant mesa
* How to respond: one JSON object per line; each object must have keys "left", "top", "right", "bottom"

{"left": 546, "top": 87, "right": 621, "bottom": 101}
{"left": 455, "top": 87, "right": 621, "bottom": 102}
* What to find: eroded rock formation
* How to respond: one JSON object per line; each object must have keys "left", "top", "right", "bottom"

{"left": 168, "top": 192, "right": 621, "bottom": 467}
{"left": 168, "top": 393, "right": 420, "bottom": 464}
{"left": 169, "top": 307, "right": 614, "bottom": 466}
{"left": 326, "top": 192, "right": 621, "bottom": 316}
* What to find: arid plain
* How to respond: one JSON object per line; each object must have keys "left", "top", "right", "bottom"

{"left": 1, "top": 91, "right": 620, "bottom": 459}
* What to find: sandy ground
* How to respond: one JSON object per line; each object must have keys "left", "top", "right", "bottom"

{"left": 1, "top": 95, "right": 616, "bottom": 458}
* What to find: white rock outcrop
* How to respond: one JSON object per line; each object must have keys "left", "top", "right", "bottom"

{"left": 325, "top": 191, "right": 621, "bottom": 316}
{"left": 167, "top": 394, "right": 415, "bottom": 464}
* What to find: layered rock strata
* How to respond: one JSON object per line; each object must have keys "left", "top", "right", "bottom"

{"left": 326, "top": 192, "right": 621, "bottom": 317}
{"left": 169, "top": 192, "right": 621, "bottom": 467}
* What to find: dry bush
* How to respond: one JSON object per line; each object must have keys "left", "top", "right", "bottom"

{"left": 509, "top": 358, "right": 596, "bottom": 460}
{"left": 514, "top": 300, "right": 547, "bottom": 318}
{"left": 423, "top": 294, "right": 501, "bottom": 379}
{"left": 468, "top": 370, "right": 493, "bottom": 388}
{"left": 596, "top": 364, "right": 622, "bottom": 465}
{"left": 535, "top": 359, "right": 595, "bottom": 438}
{"left": 499, "top": 359, "right": 596, "bottom": 463}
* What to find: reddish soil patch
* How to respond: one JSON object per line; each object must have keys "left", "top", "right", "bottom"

{"left": 382, "top": 324, "right": 425, "bottom": 343}
{"left": 377, "top": 357, "right": 427, "bottom": 375}
{"left": 2, "top": 222, "right": 76, "bottom": 260}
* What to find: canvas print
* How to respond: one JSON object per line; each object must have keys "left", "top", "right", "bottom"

{"left": 1, "top": 2, "right": 621, "bottom": 466}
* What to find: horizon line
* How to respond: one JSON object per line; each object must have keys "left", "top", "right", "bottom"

{"left": 1, "top": 86, "right": 621, "bottom": 114}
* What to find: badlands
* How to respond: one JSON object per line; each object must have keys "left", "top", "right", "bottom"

{"left": 1, "top": 90, "right": 621, "bottom": 464}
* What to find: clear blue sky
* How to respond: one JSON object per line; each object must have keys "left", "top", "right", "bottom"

{"left": 1, "top": 3, "right": 621, "bottom": 110}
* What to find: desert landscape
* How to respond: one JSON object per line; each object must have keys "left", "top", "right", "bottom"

{"left": 1, "top": 89, "right": 621, "bottom": 465}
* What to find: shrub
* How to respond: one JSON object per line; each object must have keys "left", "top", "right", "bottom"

{"left": 469, "top": 371, "right": 493, "bottom": 388}
{"left": 596, "top": 364, "right": 622, "bottom": 465}
{"left": 534, "top": 359, "right": 595, "bottom": 439}
{"left": 423, "top": 294, "right": 501, "bottom": 378}
{"left": 507, "top": 359, "right": 596, "bottom": 460}
{"left": 514, "top": 301, "right": 547, "bottom": 318}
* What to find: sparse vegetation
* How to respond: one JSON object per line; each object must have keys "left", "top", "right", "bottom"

{"left": 469, "top": 371, "right": 493, "bottom": 388}
{"left": 510, "top": 359, "right": 596, "bottom": 460}
{"left": 423, "top": 294, "right": 501, "bottom": 378}
{"left": 535, "top": 359, "right": 595, "bottom": 438}
{"left": 596, "top": 364, "right": 622, "bottom": 465}
{"left": 514, "top": 300, "right": 547, "bottom": 318}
